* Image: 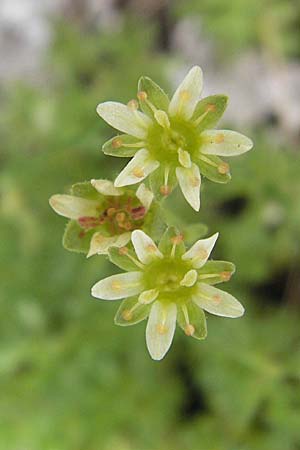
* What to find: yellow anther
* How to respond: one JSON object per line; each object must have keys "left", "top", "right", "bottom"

{"left": 119, "top": 246, "right": 129, "bottom": 255}
{"left": 122, "top": 309, "right": 133, "bottom": 321}
{"left": 112, "top": 137, "right": 123, "bottom": 148}
{"left": 127, "top": 99, "right": 139, "bottom": 110}
{"left": 160, "top": 185, "right": 171, "bottom": 196}
{"left": 215, "top": 133, "right": 225, "bottom": 144}
{"left": 137, "top": 91, "right": 148, "bottom": 101}
{"left": 179, "top": 90, "right": 191, "bottom": 102}
{"left": 157, "top": 324, "right": 168, "bottom": 335}
{"left": 112, "top": 281, "right": 122, "bottom": 291}
{"left": 218, "top": 162, "right": 230, "bottom": 174}
{"left": 198, "top": 249, "right": 208, "bottom": 259}
{"left": 116, "top": 212, "right": 126, "bottom": 223}
{"left": 184, "top": 324, "right": 195, "bottom": 336}
{"left": 213, "top": 294, "right": 221, "bottom": 304}
{"left": 191, "top": 176, "right": 201, "bottom": 187}
{"left": 132, "top": 167, "right": 145, "bottom": 178}
{"left": 206, "top": 103, "right": 216, "bottom": 112}
{"left": 171, "top": 234, "right": 184, "bottom": 245}
{"left": 221, "top": 271, "right": 232, "bottom": 281}
{"left": 107, "top": 207, "right": 116, "bottom": 217}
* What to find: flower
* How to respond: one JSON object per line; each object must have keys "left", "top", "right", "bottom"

{"left": 49, "top": 179, "right": 160, "bottom": 257}
{"left": 91, "top": 227, "right": 244, "bottom": 360}
{"left": 97, "top": 66, "right": 253, "bottom": 211}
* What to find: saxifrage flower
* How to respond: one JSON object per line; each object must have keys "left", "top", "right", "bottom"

{"left": 91, "top": 227, "right": 244, "bottom": 360}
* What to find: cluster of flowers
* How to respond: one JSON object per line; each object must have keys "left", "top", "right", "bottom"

{"left": 50, "top": 66, "right": 253, "bottom": 360}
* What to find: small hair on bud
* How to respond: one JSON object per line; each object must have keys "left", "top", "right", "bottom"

{"left": 137, "top": 91, "right": 148, "bottom": 101}
{"left": 185, "top": 324, "right": 195, "bottom": 336}
{"left": 160, "top": 185, "right": 171, "bottom": 196}
{"left": 122, "top": 309, "right": 133, "bottom": 321}
{"left": 127, "top": 99, "right": 139, "bottom": 110}
{"left": 112, "top": 137, "right": 123, "bottom": 148}
{"left": 218, "top": 162, "right": 230, "bottom": 174}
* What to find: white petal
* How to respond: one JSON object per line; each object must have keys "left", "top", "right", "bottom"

{"left": 114, "top": 149, "right": 159, "bottom": 187}
{"left": 97, "top": 101, "right": 151, "bottom": 139}
{"left": 131, "top": 230, "right": 163, "bottom": 264}
{"left": 169, "top": 66, "right": 203, "bottom": 120}
{"left": 193, "top": 283, "right": 244, "bottom": 318}
{"left": 91, "top": 271, "right": 143, "bottom": 300}
{"left": 180, "top": 269, "right": 198, "bottom": 287}
{"left": 182, "top": 233, "right": 219, "bottom": 269}
{"left": 176, "top": 163, "right": 201, "bottom": 211}
{"left": 146, "top": 301, "right": 177, "bottom": 360}
{"left": 49, "top": 195, "right": 99, "bottom": 220}
{"left": 87, "top": 232, "right": 131, "bottom": 258}
{"left": 91, "top": 179, "right": 124, "bottom": 196}
{"left": 201, "top": 130, "right": 253, "bottom": 156}
{"left": 136, "top": 183, "right": 154, "bottom": 211}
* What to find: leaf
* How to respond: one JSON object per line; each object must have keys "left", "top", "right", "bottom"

{"left": 102, "top": 134, "right": 143, "bottom": 157}
{"left": 138, "top": 76, "right": 169, "bottom": 118}
{"left": 192, "top": 95, "right": 228, "bottom": 131}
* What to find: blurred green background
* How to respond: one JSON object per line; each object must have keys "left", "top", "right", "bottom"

{"left": 1, "top": 1, "right": 300, "bottom": 449}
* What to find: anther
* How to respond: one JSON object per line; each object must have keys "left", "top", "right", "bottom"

{"left": 221, "top": 271, "right": 232, "bottom": 281}
{"left": 160, "top": 185, "right": 171, "bottom": 196}
{"left": 171, "top": 234, "right": 184, "bottom": 245}
{"left": 218, "top": 162, "right": 230, "bottom": 174}
{"left": 132, "top": 167, "right": 145, "bottom": 178}
{"left": 112, "top": 137, "right": 123, "bottom": 148}
{"left": 124, "top": 221, "right": 133, "bottom": 231}
{"left": 137, "top": 91, "right": 148, "bottom": 101}
{"left": 122, "top": 309, "right": 133, "bottom": 321}
{"left": 127, "top": 99, "right": 139, "bottom": 110}
{"left": 185, "top": 324, "right": 195, "bottom": 336}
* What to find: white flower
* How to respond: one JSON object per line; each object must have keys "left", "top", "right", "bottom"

{"left": 97, "top": 66, "right": 253, "bottom": 211}
{"left": 91, "top": 228, "right": 244, "bottom": 361}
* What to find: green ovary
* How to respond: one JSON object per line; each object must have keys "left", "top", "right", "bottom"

{"left": 143, "top": 257, "right": 197, "bottom": 304}
{"left": 146, "top": 118, "right": 201, "bottom": 165}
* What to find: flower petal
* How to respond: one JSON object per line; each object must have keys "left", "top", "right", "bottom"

{"left": 49, "top": 195, "right": 99, "bottom": 220}
{"left": 131, "top": 230, "right": 163, "bottom": 264}
{"left": 169, "top": 66, "right": 203, "bottom": 120}
{"left": 97, "top": 101, "right": 151, "bottom": 139}
{"left": 91, "top": 271, "right": 143, "bottom": 300}
{"left": 193, "top": 283, "right": 244, "bottom": 318}
{"left": 176, "top": 163, "right": 201, "bottom": 211}
{"left": 177, "top": 302, "right": 207, "bottom": 340}
{"left": 136, "top": 183, "right": 154, "bottom": 211}
{"left": 146, "top": 301, "right": 177, "bottom": 360}
{"left": 114, "top": 149, "right": 160, "bottom": 187}
{"left": 201, "top": 130, "right": 253, "bottom": 156}
{"left": 114, "top": 296, "right": 151, "bottom": 326}
{"left": 87, "top": 232, "right": 131, "bottom": 258}
{"left": 91, "top": 179, "right": 124, "bottom": 196}
{"left": 182, "top": 233, "right": 219, "bottom": 269}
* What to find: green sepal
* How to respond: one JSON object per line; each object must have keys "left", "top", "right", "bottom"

{"left": 158, "top": 226, "right": 186, "bottom": 257}
{"left": 197, "top": 155, "right": 231, "bottom": 184}
{"left": 114, "top": 296, "right": 151, "bottom": 326}
{"left": 192, "top": 95, "right": 228, "bottom": 131}
{"left": 63, "top": 220, "right": 94, "bottom": 254}
{"left": 71, "top": 181, "right": 100, "bottom": 200}
{"left": 149, "top": 165, "right": 177, "bottom": 199}
{"left": 143, "top": 202, "right": 166, "bottom": 242}
{"left": 108, "top": 246, "right": 140, "bottom": 272}
{"left": 102, "top": 135, "right": 143, "bottom": 157}
{"left": 177, "top": 302, "right": 207, "bottom": 340}
{"left": 138, "top": 76, "right": 169, "bottom": 118}
{"left": 197, "top": 260, "right": 236, "bottom": 285}
{"left": 183, "top": 223, "right": 208, "bottom": 244}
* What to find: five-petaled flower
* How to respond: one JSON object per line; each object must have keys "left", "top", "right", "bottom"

{"left": 97, "top": 65, "right": 253, "bottom": 211}
{"left": 49, "top": 179, "right": 158, "bottom": 257}
{"left": 91, "top": 228, "right": 244, "bottom": 360}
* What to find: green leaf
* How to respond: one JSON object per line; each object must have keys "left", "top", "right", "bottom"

{"left": 102, "top": 135, "right": 143, "bottom": 157}
{"left": 108, "top": 246, "right": 140, "bottom": 272}
{"left": 197, "top": 154, "right": 231, "bottom": 184}
{"left": 63, "top": 220, "right": 94, "bottom": 254}
{"left": 114, "top": 296, "right": 151, "bottom": 326}
{"left": 138, "top": 76, "right": 169, "bottom": 118}
{"left": 197, "top": 260, "right": 236, "bottom": 285}
{"left": 177, "top": 302, "right": 207, "bottom": 340}
{"left": 192, "top": 95, "right": 228, "bottom": 131}
{"left": 158, "top": 226, "right": 186, "bottom": 257}
{"left": 71, "top": 181, "right": 100, "bottom": 200}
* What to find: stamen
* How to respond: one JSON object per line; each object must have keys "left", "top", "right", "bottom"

{"left": 107, "top": 207, "right": 116, "bottom": 217}
{"left": 137, "top": 91, "right": 148, "bottom": 101}
{"left": 181, "top": 304, "right": 195, "bottom": 336}
{"left": 170, "top": 234, "right": 183, "bottom": 258}
{"left": 218, "top": 162, "right": 230, "bottom": 174}
{"left": 122, "top": 141, "right": 145, "bottom": 148}
{"left": 118, "top": 246, "right": 145, "bottom": 270}
{"left": 185, "top": 324, "right": 195, "bottom": 336}
{"left": 160, "top": 185, "right": 171, "bottom": 196}
{"left": 198, "top": 154, "right": 219, "bottom": 168}
{"left": 193, "top": 109, "right": 210, "bottom": 126}
{"left": 116, "top": 212, "right": 126, "bottom": 223}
